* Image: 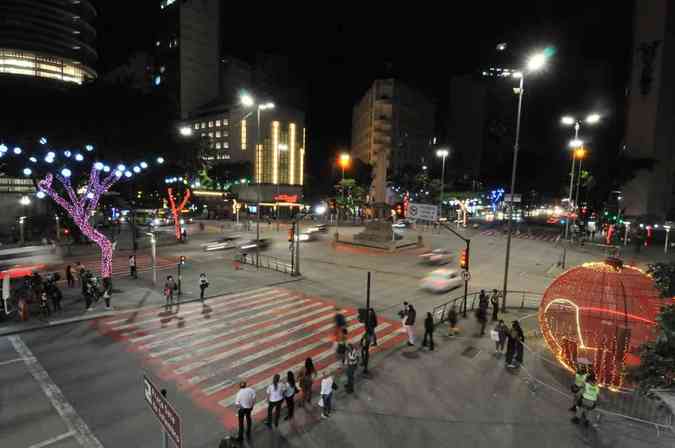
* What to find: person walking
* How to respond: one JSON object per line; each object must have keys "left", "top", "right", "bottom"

{"left": 478, "top": 289, "right": 488, "bottom": 311}
{"left": 336, "top": 327, "right": 348, "bottom": 365}
{"left": 366, "top": 308, "right": 378, "bottom": 346}
{"left": 164, "top": 275, "right": 176, "bottom": 311}
{"left": 490, "top": 289, "right": 500, "bottom": 321}
{"left": 513, "top": 320, "right": 525, "bottom": 366}
{"left": 422, "top": 312, "right": 435, "bottom": 351}
{"left": 570, "top": 365, "right": 589, "bottom": 412}
{"left": 320, "top": 374, "right": 335, "bottom": 419}
{"left": 572, "top": 372, "right": 599, "bottom": 427}
{"left": 235, "top": 381, "right": 255, "bottom": 442}
{"left": 284, "top": 371, "right": 297, "bottom": 421}
{"left": 476, "top": 304, "right": 488, "bottom": 336}
{"left": 39, "top": 291, "right": 50, "bottom": 319}
{"left": 266, "top": 374, "right": 285, "bottom": 428}
{"left": 404, "top": 303, "right": 416, "bottom": 346}
{"left": 345, "top": 343, "right": 359, "bottom": 393}
{"left": 505, "top": 323, "right": 518, "bottom": 368}
{"left": 298, "top": 357, "right": 317, "bottom": 408}
{"left": 75, "top": 262, "right": 84, "bottom": 288}
{"left": 128, "top": 255, "right": 137, "bottom": 279}
{"left": 494, "top": 320, "right": 508, "bottom": 354}
{"left": 448, "top": 305, "right": 458, "bottom": 336}
{"left": 65, "top": 265, "right": 74, "bottom": 288}
{"left": 199, "top": 273, "right": 209, "bottom": 301}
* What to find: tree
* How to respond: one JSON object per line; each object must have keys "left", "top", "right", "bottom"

{"left": 167, "top": 187, "right": 191, "bottom": 240}
{"left": 647, "top": 262, "right": 675, "bottom": 298}
{"left": 206, "top": 161, "right": 252, "bottom": 189}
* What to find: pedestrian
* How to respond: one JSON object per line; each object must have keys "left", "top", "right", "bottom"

{"left": 422, "top": 312, "right": 435, "bottom": 350}
{"left": 478, "top": 289, "right": 488, "bottom": 311}
{"left": 572, "top": 372, "right": 599, "bottom": 427}
{"left": 448, "top": 305, "right": 458, "bottom": 336}
{"left": 366, "top": 308, "right": 378, "bottom": 346}
{"left": 334, "top": 309, "right": 347, "bottom": 341}
{"left": 320, "top": 374, "right": 336, "bottom": 419}
{"left": 102, "top": 278, "right": 112, "bottom": 310}
{"left": 65, "top": 264, "right": 74, "bottom": 288}
{"left": 181, "top": 227, "right": 187, "bottom": 242}
{"left": 476, "top": 304, "right": 487, "bottom": 336}
{"left": 493, "top": 320, "right": 508, "bottom": 354}
{"left": 298, "top": 357, "right": 317, "bottom": 408}
{"left": 345, "top": 343, "right": 359, "bottom": 393}
{"left": 128, "top": 255, "right": 137, "bottom": 279}
{"left": 199, "top": 272, "right": 209, "bottom": 301}
{"left": 336, "top": 327, "right": 348, "bottom": 365}
{"left": 513, "top": 320, "right": 525, "bottom": 365}
{"left": 404, "top": 303, "right": 416, "bottom": 346}
{"left": 506, "top": 321, "right": 525, "bottom": 368}
{"left": 164, "top": 275, "right": 176, "bottom": 310}
{"left": 570, "top": 365, "right": 589, "bottom": 412}
{"left": 284, "top": 371, "right": 297, "bottom": 421}
{"left": 490, "top": 289, "right": 500, "bottom": 321}
{"left": 39, "top": 291, "right": 50, "bottom": 318}
{"left": 48, "top": 282, "right": 62, "bottom": 312}
{"left": 505, "top": 324, "right": 517, "bottom": 368}
{"left": 266, "top": 374, "right": 285, "bottom": 428}
{"left": 235, "top": 381, "right": 255, "bottom": 442}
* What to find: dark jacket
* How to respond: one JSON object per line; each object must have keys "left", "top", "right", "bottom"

{"left": 367, "top": 312, "right": 378, "bottom": 332}
{"left": 405, "top": 307, "right": 416, "bottom": 326}
{"left": 424, "top": 315, "right": 434, "bottom": 331}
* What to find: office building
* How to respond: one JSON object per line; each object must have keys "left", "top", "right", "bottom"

{"left": 622, "top": 0, "right": 675, "bottom": 219}
{"left": 0, "top": 0, "right": 97, "bottom": 85}
{"left": 351, "top": 79, "right": 435, "bottom": 204}
{"left": 154, "top": 0, "right": 220, "bottom": 118}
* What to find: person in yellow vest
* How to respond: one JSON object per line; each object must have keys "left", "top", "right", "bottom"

{"left": 572, "top": 372, "right": 599, "bottom": 426}
{"left": 569, "top": 365, "right": 589, "bottom": 412}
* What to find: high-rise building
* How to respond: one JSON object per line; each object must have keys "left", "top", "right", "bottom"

{"left": 622, "top": 0, "right": 675, "bottom": 219}
{"left": 0, "top": 0, "right": 97, "bottom": 85}
{"left": 351, "top": 79, "right": 435, "bottom": 204}
{"left": 154, "top": 0, "right": 220, "bottom": 118}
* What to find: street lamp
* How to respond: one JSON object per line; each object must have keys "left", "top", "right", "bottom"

{"left": 573, "top": 146, "right": 586, "bottom": 209}
{"left": 336, "top": 152, "right": 351, "bottom": 240}
{"left": 179, "top": 126, "right": 193, "bottom": 137}
{"left": 240, "top": 93, "right": 275, "bottom": 267}
{"left": 436, "top": 148, "right": 449, "bottom": 219}
{"left": 501, "top": 50, "right": 549, "bottom": 313}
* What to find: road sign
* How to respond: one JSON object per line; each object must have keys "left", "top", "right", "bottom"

{"left": 462, "top": 270, "right": 471, "bottom": 282}
{"left": 503, "top": 194, "right": 522, "bottom": 203}
{"left": 407, "top": 203, "right": 438, "bottom": 221}
{"left": 143, "top": 375, "right": 182, "bottom": 448}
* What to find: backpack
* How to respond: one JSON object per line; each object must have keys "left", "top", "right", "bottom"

{"left": 335, "top": 313, "right": 346, "bottom": 327}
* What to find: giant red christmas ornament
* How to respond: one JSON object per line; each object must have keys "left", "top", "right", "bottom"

{"left": 538, "top": 259, "right": 663, "bottom": 389}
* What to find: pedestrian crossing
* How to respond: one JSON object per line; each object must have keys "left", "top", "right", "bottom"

{"left": 479, "top": 229, "right": 560, "bottom": 242}
{"left": 93, "top": 287, "right": 406, "bottom": 429}
{"left": 52, "top": 254, "right": 177, "bottom": 279}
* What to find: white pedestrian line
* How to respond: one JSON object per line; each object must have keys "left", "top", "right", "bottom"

{"left": 27, "top": 430, "right": 76, "bottom": 448}
{"left": 220, "top": 326, "right": 403, "bottom": 410}
{"left": 110, "top": 288, "right": 282, "bottom": 330}
{"left": 9, "top": 336, "right": 104, "bottom": 448}
{"left": 180, "top": 316, "right": 360, "bottom": 379}
{"left": 161, "top": 305, "right": 335, "bottom": 363}
{"left": 128, "top": 294, "right": 304, "bottom": 344}
{"left": 143, "top": 301, "right": 326, "bottom": 354}
{"left": 0, "top": 356, "right": 34, "bottom": 366}
{"left": 202, "top": 318, "right": 376, "bottom": 396}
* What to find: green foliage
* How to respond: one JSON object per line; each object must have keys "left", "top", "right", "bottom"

{"left": 629, "top": 304, "right": 675, "bottom": 391}
{"left": 206, "top": 161, "right": 252, "bottom": 189}
{"left": 647, "top": 262, "right": 675, "bottom": 298}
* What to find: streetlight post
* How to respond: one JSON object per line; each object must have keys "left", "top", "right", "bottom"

{"left": 55, "top": 215, "right": 60, "bottom": 242}
{"left": 336, "top": 153, "right": 351, "bottom": 241}
{"left": 501, "top": 51, "right": 549, "bottom": 313}
{"left": 19, "top": 216, "right": 25, "bottom": 245}
{"left": 436, "top": 148, "right": 449, "bottom": 219}
{"left": 574, "top": 147, "right": 586, "bottom": 209}
{"left": 664, "top": 225, "right": 671, "bottom": 254}
{"left": 146, "top": 232, "right": 157, "bottom": 285}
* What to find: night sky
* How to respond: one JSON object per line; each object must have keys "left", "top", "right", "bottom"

{"left": 92, "top": 1, "right": 634, "bottom": 197}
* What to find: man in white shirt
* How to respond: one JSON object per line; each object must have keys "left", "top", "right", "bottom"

{"left": 235, "top": 381, "right": 256, "bottom": 441}
{"left": 128, "top": 255, "right": 137, "bottom": 279}
{"left": 320, "top": 375, "right": 335, "bottom": 418}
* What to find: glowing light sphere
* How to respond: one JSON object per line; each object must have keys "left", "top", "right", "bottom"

{"left": 538, "top": 259, "right": 664, "bottom": 389}
{"left": 94, "top": 162, "right": 104, "bottom": 170}
{"left": 103, "top": 165, "right": 111, "bottom": 173}
{"left": 64, "top": 150, "right": 72, "bottom": 157}
{"left": 61, "top": 168, "right": 72, "bottom": 178}
{"left": 45, "top": 157, "right": 54, "bottom": 164}
{"left": 47, "top": 151, "right": 56, "bottom": 159}
{"left": 114, "top": 170, "right": 123, "bottom": 178}
{"left": 29, "top": 157, "right": 37, "bottom": 163}
{"left": 132, "top": 166, "right": 141, "bottom": 173}
{"left": 39, "top": 137, "right": 47, "bottom": 145}
{"left": 85, "top": 144, "right": 94, "bottom": 151}
{"left": 86, "top": 192, "right": 94, "bottom": 199}
{"left": 124, "top": 171, "right": 132, "bottom": 178}
{"left": 140, "top": 161, "right": 148, "bottom": 169}
{"left": 157, "top": 157, "right": 164, "bottom": 164}
{"left": 75, "top": 154, "right": 84, "bottom": 161}
{"left": 23, "top": 168, "right": 32, "bottom": 176}
{"left": 13, "top": 147, "right": 22, "bottom": 154}
{"left": 36, "top": 191, "right": 46, "bottom": 199}
{"left": 0, "top": 144, "right": 7, "bottom": 153}
{"left": 117, "top": 164, "right": 126, "bottom": 172}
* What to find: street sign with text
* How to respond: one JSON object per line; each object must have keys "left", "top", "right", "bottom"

{"left": 143, "top": 375, "right": 182, "bottom": 448}
{"left": 407, "top": 203, "right": 438, "bottom": 221}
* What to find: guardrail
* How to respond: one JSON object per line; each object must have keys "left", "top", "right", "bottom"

{"left": 432, "top": 290, "right": 543, "bottom": 326}
{"left": 238, "top": 253, "right": 294, "bottom": 275}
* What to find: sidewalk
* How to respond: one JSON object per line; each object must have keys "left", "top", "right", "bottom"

{"left": 0, "top": 258, "right": 294, "bottom": 337}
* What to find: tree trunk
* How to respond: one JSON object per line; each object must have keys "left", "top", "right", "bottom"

{"left": 78, "top": 221, "right": 114, "bottom": 278}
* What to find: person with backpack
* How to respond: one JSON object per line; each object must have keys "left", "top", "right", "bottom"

{"left": 284, "top": 371, "right": 297, "bottom": 421}
{"left": 266, "top": 374, "right": 285, "bottom": 428}
{"left": 422, "top": 312, "right": 435, "bottom": 351}
{"left": 199, "top": 273, "right": 209, "bottom": 301}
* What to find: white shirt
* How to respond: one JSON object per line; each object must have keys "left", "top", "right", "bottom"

{"left": 320, "top": 377, "right": 334, "bottom": 395}
{"left": 266, "top": 383, "right": 286, "bottom": 402}
{"left": 235, "top": 387, "right": 256, "bottom": 409}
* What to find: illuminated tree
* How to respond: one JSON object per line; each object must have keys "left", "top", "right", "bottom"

{"left": 167, "top": 187, "right": 191, "bottom": 240}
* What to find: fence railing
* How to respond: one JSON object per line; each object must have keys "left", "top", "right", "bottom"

{"left": 432, "top": 290, "right": 544, "bottom": 326}
{"left": 238, "top": 253, "right": 293, "bottom": 275}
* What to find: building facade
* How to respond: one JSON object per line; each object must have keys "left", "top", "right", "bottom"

{"left": 0, "top": 0, "right": 97, "bottom": 85}
{"left": 351, "top": 79, "right": 435, "bottom": 203}
{"left": 622, "top": 0, "right": 675, "bottom": 219}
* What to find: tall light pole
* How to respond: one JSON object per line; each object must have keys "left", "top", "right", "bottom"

{"left": 336, "top": 152, "right": 351, "bottom": 240}
{"left": 241, "top": 93, "right": 275, "bottom": 267}
{"left": 501, "top": 51, "right": 549, "bottom": 312}
{"left": 561, "top": 113, "right": 600, "bottom": 239}
{"left": 436, "top": 148, "right": 449, "bottom": 219}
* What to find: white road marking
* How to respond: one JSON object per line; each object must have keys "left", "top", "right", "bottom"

{"left": 27, "top": 430, "right": 76, "bottom": 448}
{"left": 0, "top": 357, "right": 33, "bottom": 366}
{"left": 9, "top": 336, "right": 104, "bottom": 448}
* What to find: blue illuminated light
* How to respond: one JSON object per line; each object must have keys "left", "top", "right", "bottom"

{"left": 61, "top": 168, "right": 72, "bottom": 178}
{"left": 75, "top": 154, "right": 84, "bottom": 161}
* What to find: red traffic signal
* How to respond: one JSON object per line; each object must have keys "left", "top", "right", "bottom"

{"left": 179, "top": 256, "right": 186, "bottom": 265}
{"left": 63, "top": 229, "right": 70, "bottom": 235}
{"left": 459, "top": 248, "right": 469, "bottom": 269}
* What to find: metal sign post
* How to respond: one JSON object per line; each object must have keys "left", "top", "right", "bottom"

{"left": 363, "top": 271, "right": 371, "bottom": 375}
{"left": 143, "top": 375, "right": 182, "bottom": 448}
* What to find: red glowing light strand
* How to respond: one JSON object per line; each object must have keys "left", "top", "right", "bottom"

{"left": 167, "top": 187, "right": 191, "bottom": 240}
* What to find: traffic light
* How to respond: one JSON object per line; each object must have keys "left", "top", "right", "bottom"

{"left": 63, "top": 228, "right": 70, "bottom": 236}
{"left": 288, "top": 226, "right": 295, "bottom": 242}
{"left": 459, "top": 248, "right": 469, "bottom": 270}
{"left": 179, "top": 256, "right": 186, "bottom": 265}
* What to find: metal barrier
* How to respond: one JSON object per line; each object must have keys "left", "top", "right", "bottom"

{"left": 432, "top": 290, "right": 544, "bottom": 326}
{"left": 238, "top": 253, "right": 293, "bottom": 275}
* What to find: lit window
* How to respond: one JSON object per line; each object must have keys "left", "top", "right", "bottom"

{"left": 194, "top": 123, "right": 199, "bottom": 130}
{"left": 208, "top": 132, "right": 213, "bottom": 138}
{"left": 160, "top": 66, "right": 166, "bottom": 73}
{"left": 201, "top": 133, "right": 206, "bottom": 138}
{"left": 201, "top": 123, "right": 205, "bottom": 129}
{"left": 223, "top": 142, "right": 229, "bottom": 148}
{"left": 241, "top": 119, "right": 247, "bottom": 150}
{"left": 216, "top": 120, "right": 221, "bottom": 127}
{"left": 215, "top": 131, "right": 221, "bottom": 138}
{"left": 223, "top": 119, "right": 229, "bottom": 126}
{"left": 215, "top": 142, "right": 221, "bottom": 149}
{"left": 208, "top": 121, "right": 213, "bottom": 128}
{"left": 156, "top": 40, "right": 161, "bottom": 47}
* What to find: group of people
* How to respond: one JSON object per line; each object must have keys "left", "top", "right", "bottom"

{"left": 235, "top": 358, "right": 331, "bottom": 442}
{"left": 65, "top": 262, "right": 111, "bottom": 311}
{"left": 570, "top": 365, "right": 600, "bottom": 427}
{"left": 491, "top": 319, "right": 525, "bottom": 368}
{"left": 30, "top": 272, "right": 63, "bottom": 318}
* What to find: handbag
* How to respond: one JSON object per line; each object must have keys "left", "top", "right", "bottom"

{"left": 490, "top": 330, "right": 500, "bottom": 342}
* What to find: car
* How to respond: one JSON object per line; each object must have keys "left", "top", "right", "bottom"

{"left": 418, "top": 248, "right": 453, "bottom": 265}
{"left": 420, "top": 268, "right": 464, "bottom": 293}
{"left": 238, "top": 238, "right": 270, "bottom": 253}
{"left": 392, "top": 219, "right": 414, "bottom": 228}
{"left": 307, "top": 223, "right": 328, "bottom": 233}
{"left": 294, "top": 232, "right": 317, "bottom": 242}
{"left": 203, "top": 235, "right": 240, "bottom": 252}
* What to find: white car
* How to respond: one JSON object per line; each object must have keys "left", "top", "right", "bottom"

{"left": 418, "top": 248, "right": 453, "bottom": 265}
{"left": 420, "top": 268, "right": 464, "bottom": 293}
